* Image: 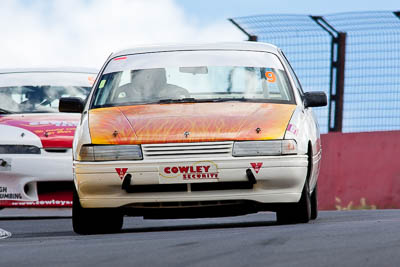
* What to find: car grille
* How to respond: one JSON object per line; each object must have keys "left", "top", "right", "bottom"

{"left": 127, "top": 200, "right": 246, "bottom": 208}
{"left": 142, "top": 141, "right": 233, "bottom": 159}
{"left": 124, "top": 181, "right": 253, "bottom": 193}
{"left": 0, "top": 145, "right": 41, "bottom": 154}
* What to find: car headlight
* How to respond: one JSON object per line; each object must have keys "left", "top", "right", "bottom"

{"left": 232, "top": 140, "right": 297, "bottom": 157}
{"left": 78, "top": 145, "right": 143, "bottom": 161}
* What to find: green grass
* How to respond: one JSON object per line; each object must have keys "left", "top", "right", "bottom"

{"left": 335, "top": 197, "right": 377, "bottom": 210}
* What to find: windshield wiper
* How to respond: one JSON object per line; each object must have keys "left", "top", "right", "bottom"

{"left": 0, "top": 108, "right": 14, "bottom": 114}
{"left": 158, "top": 98, "right": 197, "bottom": 104}
{"left": 205, "top": 97, "right": 250, "bottom": 102}
{"left": 157, "top": 97, "right": 253, "bottom": 104}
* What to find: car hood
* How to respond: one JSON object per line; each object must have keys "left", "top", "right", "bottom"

{"left": 89, "top": 102, "right": 296, "bottom": 144}
{"left": 0, "top": 113, "right": 81, "bottom": 148}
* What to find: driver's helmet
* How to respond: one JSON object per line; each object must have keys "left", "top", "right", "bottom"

{"left": 24, "top": 86, "right": 46, "bottom": 104}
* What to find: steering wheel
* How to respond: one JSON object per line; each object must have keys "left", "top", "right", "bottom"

{"left": 159, "top": 85, "right": 190, "bottom": 99}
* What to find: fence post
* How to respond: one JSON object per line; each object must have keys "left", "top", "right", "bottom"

{"left": 311, "top": 16, "right": 346, "bottom": 132}
{"left": 228, "top": 18, "right": 258, "bottom": 41}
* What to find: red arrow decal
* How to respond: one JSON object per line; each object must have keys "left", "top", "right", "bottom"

{"left": 115, "top": 168, "right": 128, "bottom": 180}
{"left": 250, "top": 163, "right": 263, "bottom": 174}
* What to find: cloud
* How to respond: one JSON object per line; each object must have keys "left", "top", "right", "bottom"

{"left": 0, "top": 0, "right": 244, "bottom": 69}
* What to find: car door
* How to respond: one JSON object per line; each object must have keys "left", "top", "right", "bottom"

{"left": 279, "top": 51, "right": 321, "bottom": 190}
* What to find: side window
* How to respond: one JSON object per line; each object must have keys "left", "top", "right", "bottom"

{"left": 280, "top": 51, "right": 304, "bottom": 97}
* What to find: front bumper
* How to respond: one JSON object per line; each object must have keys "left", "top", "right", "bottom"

{"left": 0, "top": 149, "right": 73, "bottom": 203}
{"left": 75, "top": 155, "right": 308, "bottom": 208}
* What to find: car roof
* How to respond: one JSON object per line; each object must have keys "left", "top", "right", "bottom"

{"left": 112, "top": 42, "right": 279, "bottom": 58}
{"left": 0, "top": 67, "right": 98, "bottom": 74}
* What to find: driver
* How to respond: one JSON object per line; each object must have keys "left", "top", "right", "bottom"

{"left": 20, "top": 86, "right": 53, "bottom": 112}
{"left": 132, "top": 68, "right": 167, "bottom": 100}
{"left": 114, "top": 68, "right": 189, "bottom": 103}
{"left": 20, "top": 86, "right": 45, "bottom": 110}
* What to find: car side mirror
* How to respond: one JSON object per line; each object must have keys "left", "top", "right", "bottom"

{"left": 59, "top": 97, "right": 84, "bottom": 113}
{"left": 304, "top": 92, "right": 327, "bottom": 108}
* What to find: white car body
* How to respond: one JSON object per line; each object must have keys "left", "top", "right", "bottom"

{"left": 70, "top": 42, "right": 326, "bottom": 233}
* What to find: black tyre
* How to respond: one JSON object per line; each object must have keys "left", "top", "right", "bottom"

{"left": 72, "top": 187, "right": 123, "bottom": 235}
{"left": 276, "top": 181, "right": 311, "bottom": 224}
{"left": 310, "top": 183, "right": 318, "bottom": 220}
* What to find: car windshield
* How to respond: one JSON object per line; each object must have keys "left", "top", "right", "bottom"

{"left": 0, "top": 71, "right": 96, "bottom": 114}
{"left": 92, "top": 50, "right": 294, "bottom": 108}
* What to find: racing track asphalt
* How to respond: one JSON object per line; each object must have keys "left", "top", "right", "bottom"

{"left": 1, "top": 210, "right": 400, "bottom": 267}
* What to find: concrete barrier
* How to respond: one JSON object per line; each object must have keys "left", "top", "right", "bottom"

{"left": 319, "top": 131, "right": 400, "bottom": 210}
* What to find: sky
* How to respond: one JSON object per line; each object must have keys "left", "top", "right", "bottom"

{"left": 178, "top": 0, "right": 399, "bottom": 22}
{"left": 1, "top": 0, "right": 399, "bottom": 69}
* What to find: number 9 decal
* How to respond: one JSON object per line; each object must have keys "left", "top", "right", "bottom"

{"left": 265, "top": 71, "right": 276, "bottom": 82}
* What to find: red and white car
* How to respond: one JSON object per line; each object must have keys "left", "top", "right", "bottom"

{"left": 0, "top": 68, "right": 97, "bottom": 208}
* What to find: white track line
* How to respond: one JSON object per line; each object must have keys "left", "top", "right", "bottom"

{"left": 0, "top": 228, "right": 12, "bottom": 239}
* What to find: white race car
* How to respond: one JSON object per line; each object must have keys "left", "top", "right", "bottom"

{"left": 60, "top": 42, "right": 326, "bottom": 234}
{"left": 0, "top": 68, "right": 97, "bottom": 208}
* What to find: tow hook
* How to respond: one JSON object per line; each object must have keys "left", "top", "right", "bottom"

{"left": 246, "top": 169, "right": 257, "bottom": 185}
{"left": 122, "top": 174, "right": 132, "bottom": 192}
{"left": 0, "top": 159, "right": 7, "bottom": 167}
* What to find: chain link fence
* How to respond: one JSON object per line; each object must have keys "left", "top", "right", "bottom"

{"left": 231, "top": 11, "right": 400, "bottom": 133}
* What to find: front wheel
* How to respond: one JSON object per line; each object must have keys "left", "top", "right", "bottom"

{"left": 310, "top": 183, "right": 318, "bottom": 220}
{"left": 276, "top": 181, "right": 311, "bottom": 224}
{"left": 72, "top": 187, "right": 123, "bottom": 235}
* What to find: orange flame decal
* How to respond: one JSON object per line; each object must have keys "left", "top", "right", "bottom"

{"left": 89, "top": 102, "right": 296, "bottom": 145}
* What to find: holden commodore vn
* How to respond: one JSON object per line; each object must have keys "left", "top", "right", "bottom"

{"left": 0, "top": 67, "right": 97, "bottom": 208}
{"left": 60, "top": 42, "right": 327, "bottom": 234}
